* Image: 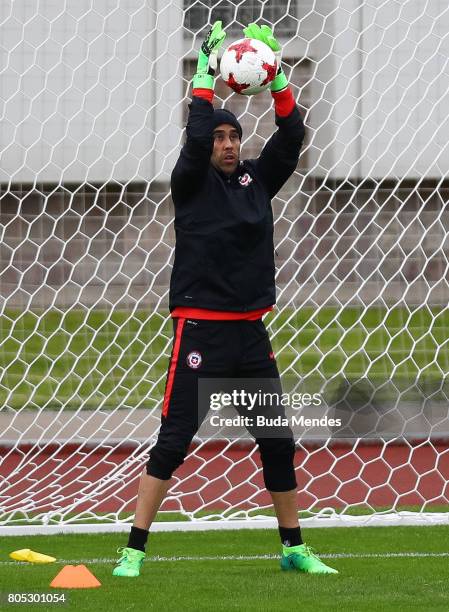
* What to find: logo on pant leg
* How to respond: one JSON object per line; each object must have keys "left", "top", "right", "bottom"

{"left": 186, "top": 351, "right": 202, "bottom": 369}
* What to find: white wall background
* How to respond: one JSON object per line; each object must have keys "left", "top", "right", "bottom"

{"left": 0, "top": 0, "right": 184, "bottom": 184}
{"left": 0, "top": 0, "right": 448, "bottom": 183}
{"left": 308, "top": 0, "right": 449, "bottom": 179}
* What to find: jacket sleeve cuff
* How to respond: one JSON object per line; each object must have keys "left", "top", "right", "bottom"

{"left": 272, "top": 86, "right": 296, "bottom": 117}
{"left": 192, "top": 87, "right": 214, "bottom": 103}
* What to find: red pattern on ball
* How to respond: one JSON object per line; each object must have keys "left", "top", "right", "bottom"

{"left": 228, "top": 39, "right": 258, "bottom": 63}
{"left": 226, "top": 73, "right": 251, "bottom": 94}
{"left": 261, "top": 61, "right": 277, "bottom": 86}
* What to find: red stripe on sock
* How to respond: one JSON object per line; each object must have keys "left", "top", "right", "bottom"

{"left": 192, "top": 88, "right": 214, "bottom": 102}
{"left": 162, "top": 317, "right": 186, "bottom": 417}
{"left": 272, "top": 86, "right": 295, "bottom": 117}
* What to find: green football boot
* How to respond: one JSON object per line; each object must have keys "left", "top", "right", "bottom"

{"left": 112, "top": 546, "right": 145, "bottom": 577}
{"left": 280, "top": 543, "right": 338, "bottom": 574}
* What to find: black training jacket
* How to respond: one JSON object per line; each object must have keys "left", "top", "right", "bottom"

{"left": 169, "top": 95, "right": 305, "bottom": 312}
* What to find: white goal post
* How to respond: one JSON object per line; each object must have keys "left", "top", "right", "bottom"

{"left": 1, "top": 1, "right": 449, "bottom": 535}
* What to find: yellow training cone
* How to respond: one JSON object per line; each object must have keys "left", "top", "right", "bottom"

{"left": 10, "top": 549, "right": 56, "bottom": 564}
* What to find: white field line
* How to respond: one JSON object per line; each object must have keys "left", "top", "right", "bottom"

{"left": 1, "top": 552, "right": 449, "bottom": 565}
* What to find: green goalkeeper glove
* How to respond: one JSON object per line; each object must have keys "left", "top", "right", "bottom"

{"left": 243, "top": 23, "right": 288, "bottom": 92}
{"left": 193, "top": 21, "right": 226, "bottom": 90}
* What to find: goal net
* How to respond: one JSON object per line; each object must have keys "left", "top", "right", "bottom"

{"left": 1, "top": 0, "right": 448, "bottom": 533}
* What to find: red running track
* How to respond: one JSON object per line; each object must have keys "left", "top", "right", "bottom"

{"left": 1, "top": 441, "right": 448, "bottom": 515}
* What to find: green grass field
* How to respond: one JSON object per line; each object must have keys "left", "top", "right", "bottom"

{"left": 1, "top": 306, "right": 448, "bottom": 410}
{"left": 1, "top": 527, "right": 448, "bottom": 611}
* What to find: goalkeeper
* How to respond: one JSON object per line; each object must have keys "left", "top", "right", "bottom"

{"left": 113, "top": 22, "right": 337, "bottom": 577}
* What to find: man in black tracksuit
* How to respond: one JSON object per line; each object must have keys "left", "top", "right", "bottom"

{"left": 113, "top": 22, "right": 338, "bottom": 577}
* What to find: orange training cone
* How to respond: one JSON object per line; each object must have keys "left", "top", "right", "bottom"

{"left": 50, "top": 565, "right": 101, "bottom": 589}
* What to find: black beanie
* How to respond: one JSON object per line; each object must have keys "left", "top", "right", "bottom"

{"left": 211, "top": 108, "right": 243, "bottom": 139}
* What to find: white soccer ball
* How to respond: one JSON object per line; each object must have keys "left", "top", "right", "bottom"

{"left": 220, "top": 38, "right": 277, "bottom": 96}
